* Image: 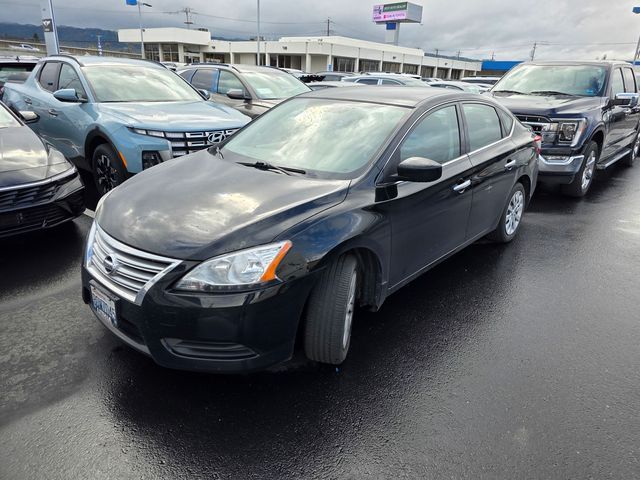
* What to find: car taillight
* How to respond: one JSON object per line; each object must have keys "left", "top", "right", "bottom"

{"left": 533, "top": 134, "right": 542, "bottom": 154}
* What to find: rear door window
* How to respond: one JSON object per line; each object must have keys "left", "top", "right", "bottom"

{"left": 191, "top": 69, "right": 219, "bottom": 91}
{"left": 217, "top": 71, "right": 245, "bottom": 95}
{"left": 399, "top": 105, "right": 461, "bottom": 164}
{"left": 356, "top": 78, "right": 379, "bottom": 85}
{"left": 38, "top": 62, "right": 60, "bottom": 92}
{"left": 463, "top": 103, "right": 504, "bottom": 151}
{"left": 179, "top": 69, "right": 196, "bottom": 81}
{"left": 623, "top": 68, "right": 637, "bottom": 93}
{"left": 610, "top": 69, "right": 625, "bottom": 97}
{"left": 381, "top": 79, "right": 402, "bottom": 85}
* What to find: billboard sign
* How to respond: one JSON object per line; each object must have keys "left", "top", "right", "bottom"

{"left": 372, "top": 2, "right": 423, "bottom": 23}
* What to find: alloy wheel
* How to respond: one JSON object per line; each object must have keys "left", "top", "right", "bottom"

{"left": 96, "top": 154, "right": 120, "bottom": 193}
{"left": 505, "top": 190, "right": 524, "bottom": 236}
{"left": 342, "top": 271, "right": 358, "bottom": 349}
{"left": 581, "top": 151, "right": 597, "bottom": 192}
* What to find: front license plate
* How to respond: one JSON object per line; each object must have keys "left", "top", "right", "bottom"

{"left": 91, "top": 284, "right": 118, "bottom": 328}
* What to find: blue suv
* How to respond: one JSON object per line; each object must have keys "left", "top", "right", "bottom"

{"left": 2, "top": 55, "right": 250, "bottom": 194}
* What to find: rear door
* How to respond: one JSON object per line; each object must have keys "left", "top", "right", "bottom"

{"left": 29, "top": 61, "right": 61, "bottom": 142}
{"left": 375, "top": 103, "right": 474, "bottom": 288}
{"left": 211, "top": 70, "right": 246, "bottom": 110}
{"left": 603, "top": 67, "right": 628, "bottom": 158}
{"left": 462, "top": 102, "right": 520, "bottom": 238}
{"left": 620, "top": 67, "right": 640, "bottom": 146}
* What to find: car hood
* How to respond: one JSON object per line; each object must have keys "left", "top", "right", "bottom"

{"left": 0, "top": 125, "right": 71, "bottom": 187}
{"left": 488, "top": 93, "right": 604, "bottom": 117}
{"left": 96, "top": 101, "right": 250, "bottom": 130}
{"left": 97, "top": 150, "right": 350, "bottom": 260}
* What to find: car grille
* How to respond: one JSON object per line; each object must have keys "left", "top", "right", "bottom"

{"left": 515, "top": 115, "right": 552, "bottom": 133}
{"left": 0, "top": 181, "right": 60, "bottom": 212}
{"left": 168, "top": 129, "right": 239, "bottom": 157}
{"left": 87, "top": 226, "right": 181, "bottom": 304}
{"left": 0, "top": 203, "right": 72, "bottom": 237}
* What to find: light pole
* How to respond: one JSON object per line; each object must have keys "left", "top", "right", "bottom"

{"left": 256, "top": 0, "right": 261, "bottom": 65}
{"left": 126, "top": 0, "right": 152, "bottom": 59}
{"left": 633, "top": 7, "right": 640, "bottom": 65}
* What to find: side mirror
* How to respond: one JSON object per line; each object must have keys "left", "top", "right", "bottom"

{"left": 613, "top": 92, "right": 639, "bottom": 107}
{"left": 226, "top": 89, "right": 250, "bottom": 101}
{"left": 396, "top": 157, "right": 442, "bottom": 183}
{"left": 19, "top": 110, "right": 39, "bottom": 123}
{"left": 198, "top": 89, "right": 210, "bottom": 100}
{"left": 53, "top": 88, "right": 85, "bottom": 103}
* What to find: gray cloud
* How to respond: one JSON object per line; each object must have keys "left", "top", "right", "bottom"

{"left": 3, "top": 0, "right": 640, "bottom": 60}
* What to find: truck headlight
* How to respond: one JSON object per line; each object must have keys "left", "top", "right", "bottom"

{"left": 557, "top": 120, "right": 586, "bottom": 146}
{"left": 174, "top": 241, "right": 292, "bottom": 291}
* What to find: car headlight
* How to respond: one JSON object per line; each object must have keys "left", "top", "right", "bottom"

{"left": 556, "top": 119, "right": 586, "bottom": 146}
{"left": 84, "top": 221, "right": 97, "bottom": 267}
{"left": 174, "top": 241, "right": 292, "bottom": 292}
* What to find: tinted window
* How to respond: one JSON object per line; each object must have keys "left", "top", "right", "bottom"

{"left": 179, "top": 69, "right": 196, "bottom": 81}
{"left": 400, "top": 106, "right": 460, "bottom": 164}
{"left": 381, "top": 79, "right": 401, "bottom": 85}
{"left": 623, "top": 68, "right": 636, "bottom": 93}
{"left": 191, "top": 69, "right": 218, "bottom": 91}
{"left": 463, "top": 104, "right": 503, "bottom": 151}
{"left": 217, "top": 71, "right": 245, "bottom": 95}
{"left": 498, "top": 109, "right": 514, "bottom": 134}
{"left": 38, "top": 62, "right": 60, "bottom": 92}
{"left": 58, "top": 64, "right": 87, "bottom": 99}
{"left": 610, "top": 69, "right": 625, "bottom": 97}
{"left": 356, "top": 78, "right": 379, "bottom": 85}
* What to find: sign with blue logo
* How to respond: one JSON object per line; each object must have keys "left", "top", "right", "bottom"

{"left": 126, "top": 0, "right": 138, "bottom": 5}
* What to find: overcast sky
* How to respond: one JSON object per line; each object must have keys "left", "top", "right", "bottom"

{"left": 4, "top": 0, "right": 640, "bottom": 60}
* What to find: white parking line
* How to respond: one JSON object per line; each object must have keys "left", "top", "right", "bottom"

{"left": 83, "top": 209, "right": 95, "bottom": 218}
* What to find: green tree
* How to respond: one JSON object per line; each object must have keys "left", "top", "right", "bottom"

{"left": 33, "top": 33, "right": 40, "bottom": 42}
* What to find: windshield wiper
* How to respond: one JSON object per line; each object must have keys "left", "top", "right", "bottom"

{"left": 237, "top": 161, "right": 306, "bottom": 175}
{"left": 492, "top": 89, "right": 525, "bottom": 95}
{"left": 529, "top": 90, "right": 576, "bottom": 97}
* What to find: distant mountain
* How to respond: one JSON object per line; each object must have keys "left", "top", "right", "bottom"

{"left": 0, "top": 22, "right": 126, "bottom": 51}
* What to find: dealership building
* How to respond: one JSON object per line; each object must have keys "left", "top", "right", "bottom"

{"left": 117, "top": 27, "right": 482, "bottom": 78}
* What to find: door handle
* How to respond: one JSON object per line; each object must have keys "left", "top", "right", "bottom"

{"left": 24, "top": 97, "right": 32, "bottom": 105}
{"left": 48, "top": 109, "right": 58, "bottom": 117}
{"left": 452, "top": 179, "right": 471, "bottom": 193}
{"left": 504, "top": 159, "right": 517, "bottom": 170}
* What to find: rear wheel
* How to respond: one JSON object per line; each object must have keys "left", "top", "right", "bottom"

{"left": 622, "top": 129, "right": 640, "bottom": 167}
{"left": 92, "top": 143, "right": 126, "bottom": 196}
{"left": 303, "top": 255, "right": 358, "bottom": 365}
{"left": 488, "top": 182, "right": 526, "bottom": 243}
{"left": 561, "top": 141, "right": 598, "bottom": 197}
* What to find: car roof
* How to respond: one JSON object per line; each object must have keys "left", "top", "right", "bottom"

{"left": 42, "top": 55, "right": 167, "bottom": 69}
{"left": 178, "top": 63, "right": 288, "bottom": 74}
{"left": 520, "top": 60, "right": 631, "bottom": 67}
{"left": 299, "top": 85, "right": 464, "bottom": 107}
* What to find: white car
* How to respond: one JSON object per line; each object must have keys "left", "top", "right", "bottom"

{"left": 9, "top": 44, "right": 40, "bottom": 52}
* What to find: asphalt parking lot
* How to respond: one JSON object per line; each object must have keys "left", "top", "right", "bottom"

{"left": 1, "top": 164, "right": 639, "bottom": 479}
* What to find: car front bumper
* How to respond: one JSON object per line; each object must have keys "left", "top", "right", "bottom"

{"left": 537, "top": 153, "right": 585, "bottom": 184}
{"left": 81, "top": 266, "right": 318, "bottom": 373}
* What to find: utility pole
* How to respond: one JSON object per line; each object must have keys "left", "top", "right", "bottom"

{"left": 326, "top": 18, "right": 331, "bottom": 36}
{"left": 491, "top": 51, "right": 495, "bottom": 61}
{"left": 256, "top": 0, "right": 261, "bottom": 65}
{"left": 456, "top": 50, "right": 461, "bottom": 60}
{"left": 530, "top": 41, "right": 537, "bottom": 61}
{"left": 127, "top": 1, "right": 152, "bottom": 59}
{"left": 633, "top": 7, "right": 640, "bottom": 64}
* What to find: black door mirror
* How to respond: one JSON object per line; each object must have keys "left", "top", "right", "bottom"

{"left": 226, "top": 89, "right": 249, "bottom": 101}
{"left": 19, "top": 110, "right": 39, "bottom": 123}
{"left": 396, "top": 157, "right": 442, "bottom": 182}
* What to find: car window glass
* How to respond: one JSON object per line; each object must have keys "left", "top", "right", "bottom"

{"left": 381, "top": 79, "right": 401, "bottom": 85}
{"left": 498, "top": 109, "right": 514, "bottom": 134}
{"left": 179, "top": 69, "right": 196, "bottom": 81}
{"left": 356, "top": 78, "right": 379, "bottom": 85}
{"left": 611, "top": 69, "right": 625, "bottom": 97}
{"left": 191, "top": 69, "right": 218, "bottom": 91}
{"left": 38, "top": 62, "right": 59, "bottom": 92}
{"left": 463, "top": 103, "right": 503, "bottom": 151}
{"left": 399, "top": 105, "right": 460, "bottom": 164}
{"left": 623, "top": 68, "right": 636, "bottom": 93}
{"left": 58, "top": 64, "right": 87, "bottom": 99}
{"left": 217, "top": 71, "right": 245, "bottom": 95}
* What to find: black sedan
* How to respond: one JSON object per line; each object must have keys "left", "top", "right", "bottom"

{"left": 82, "top": 87, "right": 539, "bottom": 373}
{"left": 0, "top": 102, "right": 84, "bottom": 237}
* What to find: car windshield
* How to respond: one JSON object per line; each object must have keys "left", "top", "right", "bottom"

{"left": 493, "top": 64, "right": 607, "bottom": 97}
{"left": 0, "top": 105, "right": 20, "bottom": 128}
{"left": 82, "top": 65, "right": 202, "bottom": 102}
{"left": 222, "top": 97, "right": 408, "bottom": 178}
{"left": 241, "top": 70, "right": 310, "bottom": 99}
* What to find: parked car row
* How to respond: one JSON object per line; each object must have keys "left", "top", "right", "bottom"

{"left": 2, "top": 55, "right": 637, "bottom": 374}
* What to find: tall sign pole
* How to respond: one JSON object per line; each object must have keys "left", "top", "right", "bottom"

{"left": 633, "top": 7, "right": 640, "bottom": 64}
{"left": 256, "top": 0, "right": 261, "bottom": 65}
{"left": 40, "top": 0, "right": 60, "bottom": 55}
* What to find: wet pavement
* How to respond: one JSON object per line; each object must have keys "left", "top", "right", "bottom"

{"left": 1, "top": 165, "right": 639, "bottom": 479}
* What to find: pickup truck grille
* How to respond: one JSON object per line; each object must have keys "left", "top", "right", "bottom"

{"left": 515, "top": 115, "right": 551, "bottom": 134}
{"left": 87, "top": 226, "right": 181, "bottom": 304}
{"left": 168, "top": 129, "right": 238, "bottom": 157}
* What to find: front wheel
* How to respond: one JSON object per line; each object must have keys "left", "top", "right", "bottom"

{"left": 303, "top": 255, "right": 358, "bottom": 365}
{"left": 92, "top": 143, "right": 127, "bottom": 196}
{"left": 488, "top": 182, "right": 526, "bottom": 243}
{"left": 622, "top": 129, "right": 640, "bottom": 167}
{"left": 561, "top": 141, "right": 598, "bottom": 197}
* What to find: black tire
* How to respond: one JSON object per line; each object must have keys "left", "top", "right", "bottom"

{"left": 487, "top": 182, "right": 526, "bottom": 243}
{"left": 561, "top": 141, "right": 599, "bottom": 197}
{"left": 92, "top": 143, "right": 127, "bottom": 196}
{"left": 303, "top": 255, "right": 358, "bottom": 365}
{"left": 622, "top": 129, "right": 640, "bottom": 167}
